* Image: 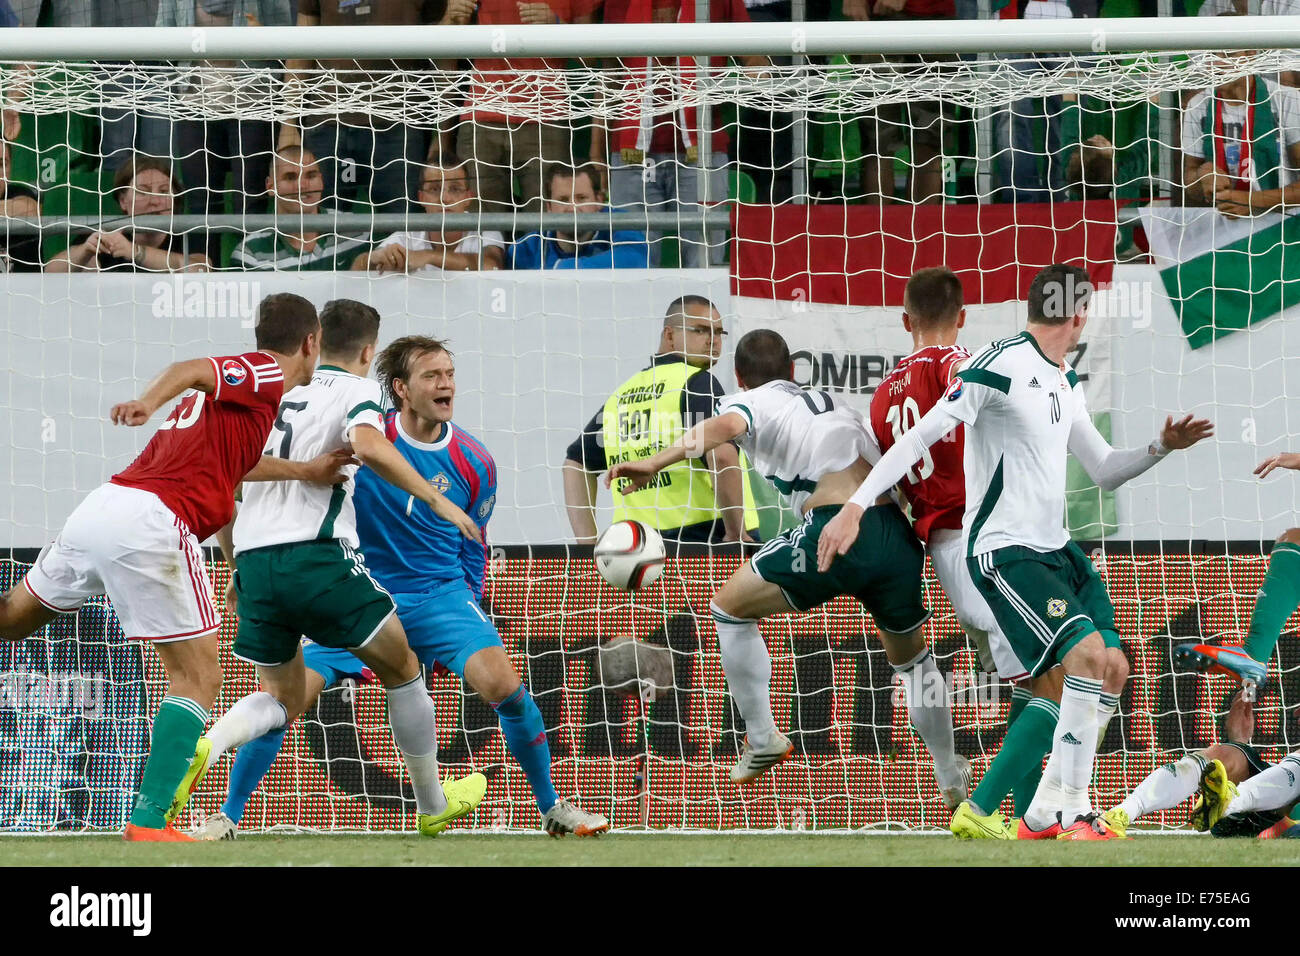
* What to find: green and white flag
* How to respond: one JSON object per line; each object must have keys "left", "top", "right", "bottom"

{"left": 1140, "top": 205, "right": 1300, "bottom": 349}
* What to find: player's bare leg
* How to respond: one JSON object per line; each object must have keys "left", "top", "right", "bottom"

{"left": 352, "top": 615, "right": 484, "bottom": 833}
{"left": 1021, "top": 631, "right": 1112, "bottom": 839}
{"left": 1100, "top": 648, "right": 1128, "bottom": 744}
{"left": 125, "top": 631, "right": 221, "bottom": 841}
{"left": 463, "top": 644, "right": 608, "bottom": 836}
{"left": 0, "top": 583, "right": 59, "bottom": 641}
{"left": 711, "top": 563, "right": 796, "bottom": 783}
{"left": 463, "top": 644, "right": 523, "bottom": 704}
{"left": 154, "top": 632, "right": 224, "bottom": 711}
{"left": 878, "top": 627, "right": 967, "bottom": 809}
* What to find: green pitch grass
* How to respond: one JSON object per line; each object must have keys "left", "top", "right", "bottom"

{"left": 0, "top": 833, "right": 1295, "bottom": 866}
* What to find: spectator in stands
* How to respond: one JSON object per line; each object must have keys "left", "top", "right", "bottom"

{"left": 981, "top": 0, "right": 1080, "bottom": 204}
{"left": 1181, "top": 60, "right": 1300, "bottom": 214}
{"left": 734, "top": 0, "right": 833, "bottom": 204}
{"left": 232, "top": 145, "right": 369, "bottom": 270}
{"left": 283, "top": 0, "right": 457, "bottom": 214}
{"left": 352, "top": 151, "right": 505, "bottom": 273}
{"left": 563, "top": 294, "right": 755, "bottom": 545}
{"left": 602, "top": 0, "right": 768, "bottom": 266}
{"left": 10, "top": 1, "right": 168, "bottom": 164}
{"left": 159, "top": 0, "right": 295, "bottom": 263}
{"left": 0, "top": 137, "right": 40, "bottom": 272}
{"left": 1062, "top": 92, "right": 1157, "bottom": 202}
{"left": 512, "top": 163, "right": 650, "bottom": 269}
{"left": 842, "top": 0, "right": 956, "bottom": 204}
{"left": 457, "top": 0, "right": 598, "bottom": 215}
{"left": 46, "top": 155, "right": 211, "bottom": 272}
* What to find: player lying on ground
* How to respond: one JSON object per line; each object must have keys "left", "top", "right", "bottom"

{"left": 0, "top": 293, "right": 321, "bottom": 840}
{"left": 1175, "top": 452, "right": 1300, "bottom": 694}
{"left": 1197, "top": 729, "right": 1300, "bottom": 837}
{"left": 169, "top": 301, "right": 488, "bottom": 838}
{"left": 1100, "top": 690, "right": 1297, "bottom": 837}
{"left": 608, "top": 329, "right": 970, "bottom": 803}
{"left": 864, "top": 267, "right": 1130, "bottom": 839}
{"left": 819, "top": 264, "right": 1213, "bottom": 840}
{"left": 196, "top": 334, "right": 608, "bottom": 839}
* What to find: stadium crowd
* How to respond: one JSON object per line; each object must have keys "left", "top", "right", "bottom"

{"left": 0, "top": 0, "right": 1289, "bottom": 272}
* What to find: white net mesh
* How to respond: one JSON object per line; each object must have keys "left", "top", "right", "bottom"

{"left": 1, "top": 45, "right": 1298, "bottom": 832}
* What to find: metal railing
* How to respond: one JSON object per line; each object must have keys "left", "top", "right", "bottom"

{"left": 0, "top": 210, "right": 731, "bottom": 235}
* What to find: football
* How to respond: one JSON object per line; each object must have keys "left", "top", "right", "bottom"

{"left": 593, "top": 520, "right": 666, "bottom": 591}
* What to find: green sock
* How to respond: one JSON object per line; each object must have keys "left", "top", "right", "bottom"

{"left": 1244, "top": 541, "right": 1300, "bottom": 663}
{"left": 972, "top": 694, "right": 1057, "bottom": 817}
{"left": 129, "top": 695, "right": 208, "bottom": 829}
{"left": 968, "top": 686, "right": 1030, "bottom": 815}
{"left": 1012, "top": 750, "right": 1046, "bottom": 819}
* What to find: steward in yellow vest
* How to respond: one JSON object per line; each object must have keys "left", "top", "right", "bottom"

{"left": 563, "top": 295, "right": 759, "bottom": 544}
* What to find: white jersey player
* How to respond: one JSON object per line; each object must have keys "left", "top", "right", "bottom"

{"left": 171, "top": 299, "right": 487, "bottom": 838}
{"left": 717, "top": 378, "right": 879, "bottom": 518}
{"left": 233, "top": 365, "right": 383, "bottom": 554}
{"left": 609, "top": 329, "right": 971, "bottom": 809}
{"left": 818, "top": 263, "right": 1213, "bottom": 840}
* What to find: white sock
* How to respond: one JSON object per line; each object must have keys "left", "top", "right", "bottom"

{"left": 1026, "top": 674, "right": 1101, "bottom": 828}
{"left": 1118, "top": 753, "right": 1208, "bottom": 821}
{"left": 387, "top": 675, "right": 448, "bottom": 816}
{"left": 711, "top": 604, "right": 778, "bottom": 750}
{"left": 1228, "top": 754, "right": 1300, "bottom": 816}
{"left": 204, "top": 691, "right": 287, "bottom": 769}
{"left": 892, "top": 646, "right": 960, "bottom": 783}
{"left": 1096, "top": 692, "right": 1120, "bottom": 750}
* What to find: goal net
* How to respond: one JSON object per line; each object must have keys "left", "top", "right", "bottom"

{"left": 2, "top": 37, "right": 1299, "bottom": 832}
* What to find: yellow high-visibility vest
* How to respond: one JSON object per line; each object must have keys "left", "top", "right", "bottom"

{"left": 602, "top": 359, "right": 758, "bottom": 533}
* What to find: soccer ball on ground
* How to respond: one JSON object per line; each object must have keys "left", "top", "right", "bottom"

{"left": 593, "top": 520, "right": 666, "bottom": 591}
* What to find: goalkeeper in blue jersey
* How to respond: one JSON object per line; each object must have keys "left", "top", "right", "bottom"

{"left": 194, "top": 335, "right": 608, "bottom": 840}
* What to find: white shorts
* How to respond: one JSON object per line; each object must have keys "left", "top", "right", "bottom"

{"left": 928, "top": 528, "right": 1021, "bottom": 680}
{"left": 24, "top": 483, "right": 222, "bottom": 642}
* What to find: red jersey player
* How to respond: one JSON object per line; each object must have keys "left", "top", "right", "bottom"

{"left": 0, "top": 292, "right": 322, "bottom": 841}
{"left": 869, "top": 267, "right": 1007, "bottom": 678}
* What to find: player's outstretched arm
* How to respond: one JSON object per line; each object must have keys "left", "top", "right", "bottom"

{"left": 109, "top": 358, "right": 218, "bottom": 425}
{"left": 216, "top": 514, "right": 239, "bottom": 616}
{"left": 562, "top": 459, "right": 600, "bottom": 545}
{"left": 816, "top": 403, "right": 960, "bottom": 572}
{"left": 245, "top": 449, "right": 359, "bottom": 484}
{"left": 707, "top": 441, "right": 753, "bottom": 544}
{"left": 1255, "top": 452, "right": 1300, "bottom": 479}
{"left": 1067, "top": 412, "right": 1213, "bottom": 491}
{"left": 606, "top": 411, "right": 749, "bottom": 493}
{"left": 349, "top": 424, "right": 481, "bottom": 542}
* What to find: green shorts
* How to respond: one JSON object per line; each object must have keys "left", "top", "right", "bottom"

{"left": 232, "top": 539, "right": 395, "bottom": 667}
{"left": 750, "top": 503, "right": 929, "bottom": 635}
{"left": 967, "top": 542, "right": 1119, "bottom": 678}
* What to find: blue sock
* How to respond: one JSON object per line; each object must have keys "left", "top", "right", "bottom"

{"left": 494, "top": 685, "right": 558, "bottom": 814}
{"left": 221, "top": 728, "right": 287, "bottom": 825}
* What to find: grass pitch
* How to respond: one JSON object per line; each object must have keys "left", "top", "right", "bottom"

{"left": 0, "top": 832, "right": 1294, "bottom": 866}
